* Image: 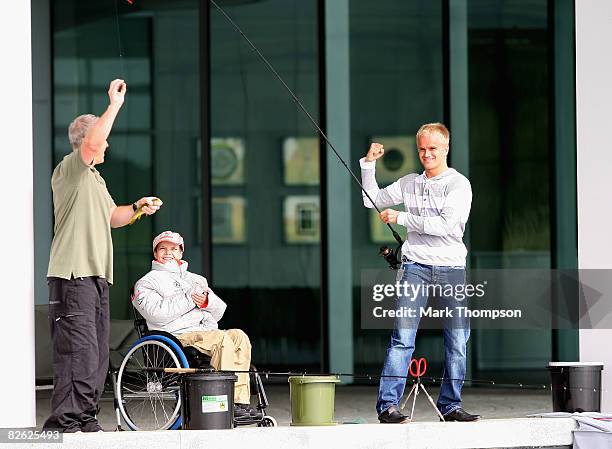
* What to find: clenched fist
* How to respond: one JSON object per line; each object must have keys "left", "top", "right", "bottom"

{"left": 365, "top": 142, "right": 385, "bottom": 162}
{"left": 108, "top": 79, "right": 127, "bottom": 107}
{"left": 192, "top": 291, "right": 209, "bottom": 309}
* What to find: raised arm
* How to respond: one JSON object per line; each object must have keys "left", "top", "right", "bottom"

{"left": 360, "top": 143, "right": 405, "bottom": 209}
{"left": 80, "top": 79, "right": 126, "bottom": 165}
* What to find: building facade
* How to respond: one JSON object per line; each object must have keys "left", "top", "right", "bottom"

{"left": 2, "top": 0, "right": 611, "bottom": 427}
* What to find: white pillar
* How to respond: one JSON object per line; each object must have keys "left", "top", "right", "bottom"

{"left": 32, "top": 0, "right": 53, "bottom": 306}
{"left": 0, "top": 0, "right": 36, "bottom": 428}
{"left": 575, "top": 0, "right": 612, "bottom": 412}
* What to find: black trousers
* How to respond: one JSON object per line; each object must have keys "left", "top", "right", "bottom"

{"left": 43, "top": 276, "right": 110, "bottom": 432}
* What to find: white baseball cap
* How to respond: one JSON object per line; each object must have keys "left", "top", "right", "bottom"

{"left": 152, "top": 231, "right": 184, "bottom": 253}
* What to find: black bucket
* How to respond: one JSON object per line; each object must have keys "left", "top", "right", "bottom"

{"left": 548, "top": 362, "right": 604, "bottom": 413}
{"left": 180, "top": 372, "right": 237, "bottom": 429}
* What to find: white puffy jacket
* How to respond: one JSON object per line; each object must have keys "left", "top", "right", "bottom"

{"left": 133, "top": 259, "right": 227, "bottom": 335}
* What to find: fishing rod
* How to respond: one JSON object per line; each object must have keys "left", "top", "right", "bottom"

{"left": 149, "top": 367, "right": 557, "bottom": 391}
{"left": 207, "top": 0, "right": 404, "bottom": 269}
{"left": 157, "top": 366, "right": 612, "bottom": 394}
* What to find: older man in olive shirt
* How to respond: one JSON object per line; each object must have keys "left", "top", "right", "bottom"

{"left": 43, "top": 79, "right": 162, "bottom": 433}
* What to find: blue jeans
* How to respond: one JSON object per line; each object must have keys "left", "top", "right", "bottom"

{"left": 376, "top": 261, "right": 471, "bottom": 416}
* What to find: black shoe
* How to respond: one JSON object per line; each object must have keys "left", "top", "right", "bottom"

{"left": 82, "top": 421, "right": 103, "bottom": 432}
{"left": 234, "top": 404, "right": 249, "bottom": 419}
{"left": 378, "top": 406, "right": 409, "bottom": 424}
{"left": 442, "top": 408, "right": 481, "bottom": 422}
{"left": 235, "top": 403, "right": 263, "bottom": 420}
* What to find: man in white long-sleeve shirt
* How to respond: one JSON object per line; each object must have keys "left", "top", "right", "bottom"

{"left": 133, "top": 231, "right": 258, "bottom": 419}
{"left": 360, "top": 123, "right": 480, "bottom": 424}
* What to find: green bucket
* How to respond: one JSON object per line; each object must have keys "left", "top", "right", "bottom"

{"left": 288, "top": 375, "right": 341, "bottom": 426}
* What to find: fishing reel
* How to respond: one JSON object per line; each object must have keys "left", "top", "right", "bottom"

{"left": 379, "top": 244, "right": 402, "bottom": 270}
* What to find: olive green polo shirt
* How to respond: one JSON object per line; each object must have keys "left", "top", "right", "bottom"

{"left": 47, "top": 150, "right": 116, "bottom": 284}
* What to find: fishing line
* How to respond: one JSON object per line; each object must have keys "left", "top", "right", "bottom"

{"left": 113, "top": 0, "right": 126, "bottom": 78}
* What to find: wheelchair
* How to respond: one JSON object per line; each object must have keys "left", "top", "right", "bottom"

{"left": 111, "top": 305, "right": 277, "bottom": 431}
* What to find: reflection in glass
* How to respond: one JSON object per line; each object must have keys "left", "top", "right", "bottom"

{"left": 210, "top": 0, "right": 321, "bottom": 370}
{"left": 467, "top": 0, "right": 553, "bottom": 382}
{"left": 283, "top": 137, "right": 320, "bottom": 186}
{"left": 211, "top": 138, "right": 245, "bottom": 185}
{"left": 283, "top": 196, "right": 320, "bottom": 243}
{"left": 370, "top": 136, "right": 418, "bottom": 185}
{"left": 52, "top": 0, "right": 201, "bottom": 318}
{"left": 212, "top": 196, "right": 247, "bottom": 244}
{"left": 349, "top": 0, "right": 444, "bottom": 373}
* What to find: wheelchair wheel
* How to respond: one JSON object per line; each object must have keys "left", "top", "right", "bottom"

{"left": 117, "top": 339, "right": 183, "bottom": 430}
{"left": 258, "top": 416, "right": 277, "bottom": 427}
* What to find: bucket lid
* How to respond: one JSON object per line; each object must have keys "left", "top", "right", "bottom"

{"left": 184, "top": 372, "right": 238, "bottom": 381}
{"left": 288, "top": 375, "right": 341, "bottom": 385}
{"left": 548, "top": 362, "right": 604, "bottom": 367}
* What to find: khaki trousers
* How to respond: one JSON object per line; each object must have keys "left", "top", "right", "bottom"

{"left": 178, "top": 329, "right": 251, "bottom": 404}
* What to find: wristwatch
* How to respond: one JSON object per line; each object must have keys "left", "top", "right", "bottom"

{"left": 132, "top": 202, "right": 138, "bottom": 212}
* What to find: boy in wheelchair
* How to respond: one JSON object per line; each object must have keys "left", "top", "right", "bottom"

{"left": 132, "top": 230, "right": 261, "bottom": 420}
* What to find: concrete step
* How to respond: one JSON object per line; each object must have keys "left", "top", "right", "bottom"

{"left": 15, "top": 417, "right": 576, "bottom": 449}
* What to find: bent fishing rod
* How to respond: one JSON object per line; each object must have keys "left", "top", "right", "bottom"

{"left": 208, "top": 0, "right": 403, "bottom": 268}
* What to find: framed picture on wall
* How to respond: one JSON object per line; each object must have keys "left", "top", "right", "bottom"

{"left": 369, "top": 208, "right": 404, "bottom": 244}
{"left": 211, "top": 137, "right": 245, "bottom": 185}
{"left": 283, "top": 195, "right": 320, "bottom": 243}
{"left": 212, "top": 196, "right": 247, "bottom": 244}
{"left": 370, "top": 135, "right": 418, "bottom": 184}
{"left": 282, "top": 137, "right": 319, "bottom": 185}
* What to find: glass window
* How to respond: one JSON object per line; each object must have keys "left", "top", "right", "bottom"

{"left": 53, "top": 0, "right": 201, "bottom": 318}
{"left": 210, "top": 0, "right": 322, "bottom": 370}
{"left": 349, "top": 0, "right": 445, "bottom": 372}
{"left": 467, "top": 0, "right": 552, "bottom": 381}
{"left": 468, "top": 0, "right": 550, "bottom": 270}
{"left": 48, "top": 0, "right": 574, "bottom": 378}
{"left": 348, "top": 0, "right": 561, "bottom": 380}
